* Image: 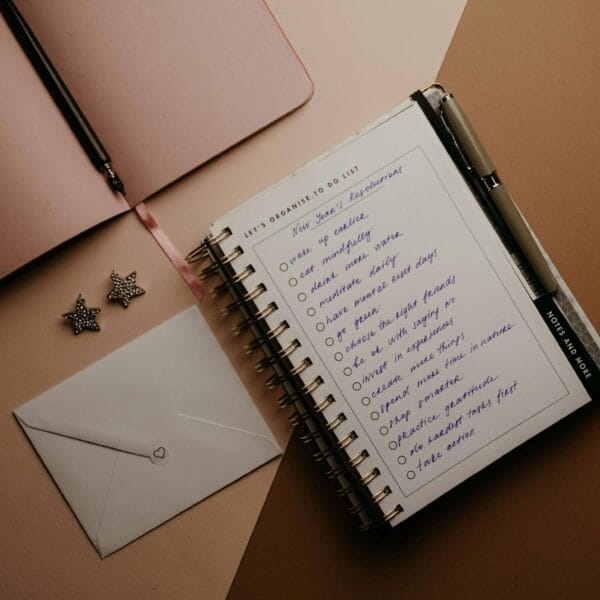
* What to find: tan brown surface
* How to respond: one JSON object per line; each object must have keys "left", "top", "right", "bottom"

{"left": 0, "top": 1, "right": 465, "bottom": 598}
{"left": 0, "top": 212, "right": 285, "bottom": 599}
{"left": 228, "top": 1, "right": 600, "bottom": 598}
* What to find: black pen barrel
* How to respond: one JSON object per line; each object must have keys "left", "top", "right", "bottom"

{"left": 0, "top": 0, "right": 110, "bottom": 168}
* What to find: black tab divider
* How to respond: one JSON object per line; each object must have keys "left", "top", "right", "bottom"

{"left": 534, "top": 295, "right": 600, "bottom": 399}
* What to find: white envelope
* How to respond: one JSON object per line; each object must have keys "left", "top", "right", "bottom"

{"left": 14, "top": 306, "right": 280, "bottom": 557}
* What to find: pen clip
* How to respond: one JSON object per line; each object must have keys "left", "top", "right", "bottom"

{"left": 438, "top": 98, "right": 474, "bottom": 175}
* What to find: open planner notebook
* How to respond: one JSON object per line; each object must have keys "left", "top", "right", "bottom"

{"left": 188, "top": 87, "right": 599, "bottom": 530}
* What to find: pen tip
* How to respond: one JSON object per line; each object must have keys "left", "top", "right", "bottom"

{"left": 109, "top": 172, "right": 126, "bottom": 195}
{"left": 103, "top": 163, "right": 126, "bottom": 195}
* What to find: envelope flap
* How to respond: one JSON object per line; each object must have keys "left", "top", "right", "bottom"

{"left": 15, "top": 402, "right": 162, "bottom": 459}
{"left": 14, "top": 305, "right": 273, "bottom": 457}
{"left": 95, "top": 413, "right": 280, "bottom": 557}
{"left": 14, "top": 307, "right": 281, "bottom": 557}
{"left": 18, "top": 421, "right": 121, "bottom": 553}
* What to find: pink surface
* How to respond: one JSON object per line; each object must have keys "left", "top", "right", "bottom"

{"left": 0, "top": 16, "right": 129, "bottom": 278}
{"left": 1, "top": 0, "right": 312, "bottom": 278}
{"left": 16, "top": 0, "right": 314, "bottom": 206}
{"left": 0, "top": 2, "right": 466, "bottom": 598}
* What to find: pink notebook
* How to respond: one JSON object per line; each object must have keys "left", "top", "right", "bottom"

{"left": 0, "top": 0, "right": 312, "bottom": 278}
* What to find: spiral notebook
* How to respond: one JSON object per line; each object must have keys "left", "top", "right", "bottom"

{"left": 187, "top": 87, "right": 599, "bottom": 530}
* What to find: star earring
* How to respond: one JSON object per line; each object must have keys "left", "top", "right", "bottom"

{"left": 63, "top": 295, "right": 102, "bottom": 335}
{"left": 107, "top": 271, "right": 145, "bottom": 308}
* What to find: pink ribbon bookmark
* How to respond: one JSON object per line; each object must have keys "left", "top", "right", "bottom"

{"left": 134, "top": 202, "right": 205, "bottom": 302}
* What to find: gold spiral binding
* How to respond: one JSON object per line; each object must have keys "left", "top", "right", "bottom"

{"left": 223, "top": 284, "right": 267, "bottom": 317}
{"left": 339, "top": 468, "right": 380, "bottom": 497}
{"left": 348, "top": 503, "right": 369, "bottom": 516}
{"left": 299, "top": 429, "right": 325, "bottom": 443}
{"left": 289, "top": 393, "right": 335, "bottom": 426}
{"left": 277, "top": 375, "right": 323, "bottom": 407}
{"left": 199, "top": 246, "right": 243, "bottom": 279}
{"left": 266, "top": 357, "right": 312, "bottom": 388}
{"left": 360, "top": 467, "right": 381, "bottom": 486}
{"left": 337, "top": 484, "right": 356, "bottom": 498}
{"left": 186, "top": 228, "right": 231, "bottom": 262}
{"left": 349, "top": 449, "right": 369, "bottom": 467}
{"left": 277, "top": 394, "right": 296, "bottom": 409}
{"left": 211, "top": 265, "right": 255, "bottom": 297}
{"left": 188, "top": 229, "right": 400, "bottom": 533}
{"left": 371, "top": 485, "right": 392, "bottom": 505}
{"left": 348, "top": 487, "right": 390, "bottom": 517}
{"left": 235, "top": 302, "right": 279, "bottom": 336}
{"left": 289, "top": 408, "right": 311, "bottom": 427}
{"left": 255, "top": 338, "right": 300, "bottom": 372}
{"left": 244, "top": 320, "right": 289, "bottom": 353}
{"left": 348, "top": 503, "right": 371, "bottom": 517}
{"left": 337, "top": 430, "right": 358, "bottom": 451}
{"left": 325, "top": 449, "right": 369, "bottom": 479}
{"left": 313, "top": 394, "right": 335, "bottom": 414}
{"left": 356, "top": 500, "right": 403, "bottom": 530}
{"left": 325, "top": 412, "right": 347, "bottom": 430}
{"left": 313, "top": 429, "right": 357, "bottom": 462}
{"left": 300, "top": 412, "right": 345, "bottom": 442}
{"left": 382, "top": 504, "right": 404, "bottom": 523}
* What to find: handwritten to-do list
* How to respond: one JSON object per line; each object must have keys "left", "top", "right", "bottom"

{"left": 208, "top": 99, "right": 589, "bottom": 515}
{"left": 252, "top": 143, "right": 568, "bottom": 495}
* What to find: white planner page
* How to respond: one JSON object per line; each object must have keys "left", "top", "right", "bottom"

{"left": 209, "top": 99, "right": 590, "bottom": 524}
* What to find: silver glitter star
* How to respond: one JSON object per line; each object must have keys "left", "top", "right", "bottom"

{"left": 63, "top": 295, "right": 101, "bottom": 335}
{"left": 107, "top": 271, "right": 145, "bottom": 308}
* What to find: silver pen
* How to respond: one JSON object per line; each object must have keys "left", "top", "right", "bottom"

{"left": 440, "top": 94, "right": 558, "bottom": 295}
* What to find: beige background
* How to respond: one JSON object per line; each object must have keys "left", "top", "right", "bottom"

{"left": 0, "top": 1, "right": 466, "bottom": 598}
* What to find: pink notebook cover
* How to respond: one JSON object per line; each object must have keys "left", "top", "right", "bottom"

{"left": 0, "top": 0, "right": 313, "bottom": 278}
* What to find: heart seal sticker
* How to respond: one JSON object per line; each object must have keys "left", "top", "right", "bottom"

{"left": 150, "top": 446, "right": 169, "bottom": 466}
